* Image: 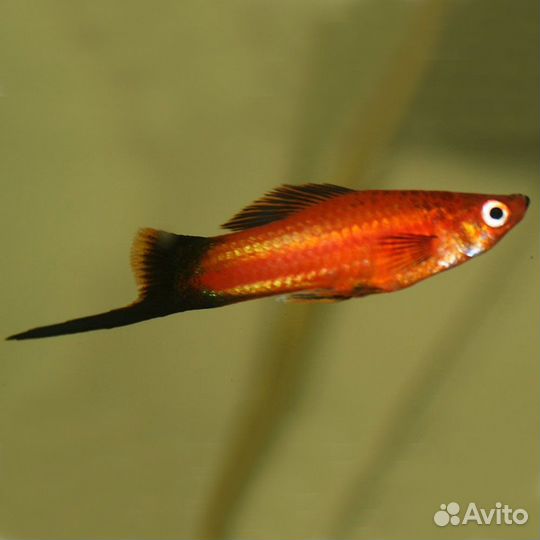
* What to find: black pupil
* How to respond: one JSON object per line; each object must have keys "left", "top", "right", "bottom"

{"left": 489, "top": 206, "right": 504, "bottom": 220}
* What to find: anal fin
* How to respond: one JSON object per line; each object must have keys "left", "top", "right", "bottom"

{"left": 283, "top": 289, "right": 352, "bottom": 303}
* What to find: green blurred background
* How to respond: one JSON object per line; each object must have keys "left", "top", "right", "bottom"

{"left": 1, "top": 0, "right": 538, "bottom": 538}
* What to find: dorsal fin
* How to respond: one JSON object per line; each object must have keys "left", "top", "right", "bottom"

{"left": 221, "top": 183, "right": 355, "bottom": 231}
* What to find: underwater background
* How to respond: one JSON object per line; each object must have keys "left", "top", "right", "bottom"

{"left": 1, "top": 0, "right": 538, "bottom": 538}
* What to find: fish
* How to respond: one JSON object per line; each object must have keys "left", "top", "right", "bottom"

{"left": 7, "top": 184, "right": 529, "bottom": 340}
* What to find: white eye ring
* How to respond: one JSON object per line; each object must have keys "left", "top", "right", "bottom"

{"left": 482, "top": 200, "right": 509, "bottom": 228}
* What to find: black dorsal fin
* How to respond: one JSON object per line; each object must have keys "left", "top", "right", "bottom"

{"left": 221, "top": 183, "right": 355, "bottom": 232}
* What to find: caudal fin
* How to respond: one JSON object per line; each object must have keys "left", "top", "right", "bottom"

{"left": 7, "top": 229, "right": 212, "bottom": 340}
{"left": 6, "top": 301, "right": 164, "bottom": 340}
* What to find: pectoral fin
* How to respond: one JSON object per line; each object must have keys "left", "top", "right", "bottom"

{"left": 378, "top": 234, "right": 437, "bottom": 273}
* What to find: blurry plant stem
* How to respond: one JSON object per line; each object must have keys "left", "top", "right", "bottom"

{"left": 328, "top": 234, "right": 530, "bottom": 536}
{"left": 198, "top": 1, "right": 449, "bottom": 537}
{"left": 336, "top": 0, "right": 449, "bottom": 184}
{"left": 199, "top": 305, "right": 326, "bottom": 538}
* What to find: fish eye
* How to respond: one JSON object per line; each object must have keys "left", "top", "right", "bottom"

{"left": 481, "top": 200, "right": 509, "bottom": 228}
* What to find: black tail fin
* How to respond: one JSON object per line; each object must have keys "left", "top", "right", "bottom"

{"left": 6, "top": 301, "right": 165, "bottom": 340}
{"left": 7, "top": 228, "right": 211, "bottom": 340}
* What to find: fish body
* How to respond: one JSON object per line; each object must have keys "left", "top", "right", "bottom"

{"left": 199, "top": 188, "right": 525, "bottom": 300}
{"left": 8, "top": 184, "right": 529, "bottom": 340}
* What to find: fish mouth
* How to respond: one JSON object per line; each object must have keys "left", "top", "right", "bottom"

{"left": 509, "top": 194, "right": 530, "bottom": 218}
{"left": 513, "top": 194, "right": 530, "bottom": 209}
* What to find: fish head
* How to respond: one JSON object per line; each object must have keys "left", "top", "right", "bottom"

{"left": 452, "top": 193, "right": 530, "bottom": 259}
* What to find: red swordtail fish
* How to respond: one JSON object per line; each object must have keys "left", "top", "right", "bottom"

{"left": 7, "top": 184, "right": 529, "bottom": 340}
